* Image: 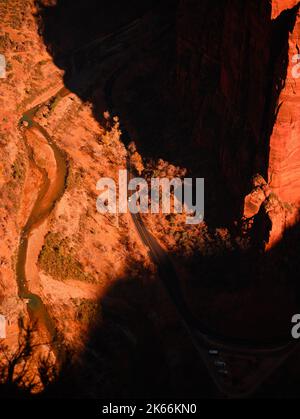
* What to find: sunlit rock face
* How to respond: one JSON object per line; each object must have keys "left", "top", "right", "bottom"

{"left": 242, "top": 174, "right": 299, "bottom": 251}
{"left": 268, "top": 2, "right": 300, "bottom": 205}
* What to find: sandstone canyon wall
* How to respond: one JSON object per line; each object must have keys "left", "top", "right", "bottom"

{"left": 268, "top": 1, "right": 300, "bottom": 204}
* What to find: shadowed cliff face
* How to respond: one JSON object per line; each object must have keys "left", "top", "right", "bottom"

{"left": 35, "top": 0, "right": 300, "bottom": 305}
{"left": 37, "top": 0, "right": 179, "bottom": 152}
{"left": 37, "top": 0, "right": 235, "bottom": 225}
{"left": 37, "top": 0, "right": 299, "bottom": 227}
{"left": 36, "top": 0, "right": 300, "bottom": 270}
{"left": 176, "top": 0, "right": 273, "bottom": 209}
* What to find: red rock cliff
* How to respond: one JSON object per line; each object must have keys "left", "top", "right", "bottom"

{"left": 268, "top": 1, "right": 300, "bottom": 205}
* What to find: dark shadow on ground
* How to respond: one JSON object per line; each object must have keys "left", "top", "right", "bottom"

{"left": 178, "top": 216, "right": 300, "bottom": 343}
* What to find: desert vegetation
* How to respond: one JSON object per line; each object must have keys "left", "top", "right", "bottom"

{"left": 38, "top": 232, "right": 96, "bottom": 283}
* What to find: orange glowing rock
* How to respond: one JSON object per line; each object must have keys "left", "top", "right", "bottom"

{"left": 268, "top": 2, "right": 300, "bottom": 205}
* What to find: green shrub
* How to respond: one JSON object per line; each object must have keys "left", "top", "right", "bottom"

{"left": 39, "top": 233, "right": 95, "bottom": 283}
